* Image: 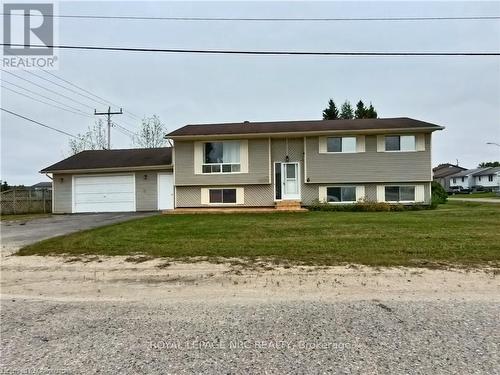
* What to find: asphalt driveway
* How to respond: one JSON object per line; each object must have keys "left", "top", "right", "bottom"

{"left": 1, "top": 212, "right": 157, "bottom": 253}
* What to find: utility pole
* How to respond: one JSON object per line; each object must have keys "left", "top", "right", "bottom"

{"left": 94, "top": 106, "right": 123, "bottom": 149}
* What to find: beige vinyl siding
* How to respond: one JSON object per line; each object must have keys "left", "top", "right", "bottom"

{"left": 305, "top": 133, "right": 432, "bottom": 183}
{"left": 53, "top": 174, "right": 72, "bottom": 213}
{"left": 176, "top": 185, "right": 274, "bottom": 207}
{"left": 135, "top": 170, "right": 173, "bottom": 211}
{"left": 174, "top": 139, "right": 270, "bottom": 186}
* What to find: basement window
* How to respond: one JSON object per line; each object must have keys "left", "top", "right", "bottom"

{"left": 385, "top": 186, "right": 415, "bottom": 202}
{"left": 326, "top": 186, "right": 356, "bottom": 203}
{"left": 209, "top": 189, "right": 237, "bottom": 204}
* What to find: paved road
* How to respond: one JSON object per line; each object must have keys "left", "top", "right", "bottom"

{"left": 448, "top": 197, "right": 500, "bottom": 203}
{"left": 1, "top": 298, "right": 498, "bottom": 374}
{"left": 0, "top": 212, "right": 156, "bottom": 251}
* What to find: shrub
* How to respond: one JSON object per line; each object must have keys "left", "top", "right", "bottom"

{"left": 308, "top": 199, "right": 434, "bottom": 212}
{"left": 431, "top": 181, "right": 448, "bottom": 205}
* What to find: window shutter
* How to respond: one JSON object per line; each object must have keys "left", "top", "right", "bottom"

{"left": 318, "top": 186, "right": 327, "bottom": 202}
{"left": 416, "top": 134, "right": 426, "bottom": 151}
{"left": 240, "top": 140, "right": 249, "bottom": 173}
{"left": 194, "top": 142, "right": 203, "bottom": 174}
{"left": 355, "top": 185, "right": 366, "bottom": 202}
{"left": 200, "top": 188, "right": 209, "bottom": 204}
{"left": 356, "top": 136, "right": 365, "bottom": 152}
{"left": 415, "top": 184, "right": 425, "bottom": 202}
{"left": 318, "top": 137, "right": 327, "bottom": 153}
{"left": 377, "top": 135, "right": 385, "bottom": 152}
{"left": 236, "top": 187, "right": 245, "bottom": 205}
{"left": 376, "top": 185, "right": 385, "bottom": 202}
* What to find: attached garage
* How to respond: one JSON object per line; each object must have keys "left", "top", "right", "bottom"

{"left": 41, "top": 148, "right": 173, "bottom": 213}
{"left": 73, "top": 174, "right": 136, "bottom": 213}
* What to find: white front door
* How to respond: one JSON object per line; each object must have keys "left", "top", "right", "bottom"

{"left": 282, "top": 162, "right": 300, "bottom": 200}
{"left": 157, "top": 173, "right": 174, "bottom": 210}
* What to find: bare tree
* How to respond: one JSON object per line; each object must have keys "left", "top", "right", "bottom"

{"left": 133, "top": 115, "right": 169, "bottom": 148}
{"left": 68, "top": 119, "right": 108, "bottom": 155}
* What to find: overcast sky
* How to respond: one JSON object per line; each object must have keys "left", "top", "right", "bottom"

{"left": 1, "top": 1, "right": 499, "bottom": 185}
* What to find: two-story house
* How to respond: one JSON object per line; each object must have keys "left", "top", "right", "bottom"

{"left": 473, "top": 167, "right": 500, "bottom": 191}
{"left": 448, "top": 168, "right": 490, "bottom": 190}
{"left": 41, "top": 117, "right": 444, "bottom": 213}
{"left": 448, "top": 167, "right": 500, "bottom": 191}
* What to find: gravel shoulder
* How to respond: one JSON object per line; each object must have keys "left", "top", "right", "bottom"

{"left": 1, "top": 253, "right": 499, "bottom": 303}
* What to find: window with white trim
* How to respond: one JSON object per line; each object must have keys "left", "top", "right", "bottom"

{"left": 327, "top": 186, "right": 356, "bottom": 203}
{"left": 488, "top": 175, "right": 494, "bottom": 182}
{"left": 326, "top": 136, "right": 356, "bottom": 153}
{"left": 203, "top": 141, "right": 240, "bottom": 173}
{"left": 385, "top": 135, "right": 415, "bottom": 151}
{"left": 385, "top": 186, "right": 415, "bottom": 202}
{"left": 209, "top": 188, "right": 237, "bottom": 204}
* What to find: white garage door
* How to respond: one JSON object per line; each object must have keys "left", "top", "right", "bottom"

{"left": 73, "top": 174, "right": 135, "bottom": 213}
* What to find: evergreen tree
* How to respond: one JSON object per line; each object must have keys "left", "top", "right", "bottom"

{"left": 322, "top": 99, "right": 339, "bottom": 120}
{"left": 478, "top": 161, "right": 500, "bottom": 168}
{"left": 365, "top": 103, "right": 378, "bottom": 118}
{"left": 1, "top": 181, "right": 10, "bottom": 192}
{"left": 339, "top": 101, "right": 354, "bottom": 119}
{"left": 354, "top": 100, "right": 367, "bottom": 119}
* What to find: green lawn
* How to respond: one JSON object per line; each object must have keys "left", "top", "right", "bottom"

{"left": 451, "top": 192, "right": 500, "bottom": 199}
{"left": 17, "top": 201, "right": 500, "bottom": 268}
{"left": 0, "top": 213, "right": 51, "bottom": 222}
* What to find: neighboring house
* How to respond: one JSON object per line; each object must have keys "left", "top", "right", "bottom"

{"left": 447, "top": 168, "right": 490, "bottom": 190}
{"left": 471, "top": 167, "right": 500, "bottom": 191}
{"left": 41, "top": 117, "right": 444, "bottom": 213}
{"left": 30, "top": 182, "right": 53, "bottom": 190}
{"left": 433, "top": 163, "right": 467, "bottom": 191}
{"left": 40, "top": 148, "right": 173, "bottom": 213}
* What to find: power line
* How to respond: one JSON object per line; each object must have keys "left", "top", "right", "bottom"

{"left": 1, "top": 107, "right": 78, "bottom": 138}
{"left": 39, "top": 70, "right": 143, "bottom": 120}
{"left": 113, "top": 123, "right": 136, "bottom": 139}
{"left": 1, "top": 85, "right": 93, "bottom": 118}
{"left": 114, "top": 122, "right": 138, "bottom": 136}
{"left": 3, "top": 72, "right": 138, "bottom": 140}
{"left": 1, "top": 69, "right": 95, "bottom": 110}
{"left": 23, "top": 69, "right": 106, "bottom": 106}
{"left": 2, "top": 13, "right": 499, "bottom": 22}
{"left": 1, "top": 79, "right": 93, "bottom": 115}
{"left": 2, "top": 43, "right": 498, "bottom": 56}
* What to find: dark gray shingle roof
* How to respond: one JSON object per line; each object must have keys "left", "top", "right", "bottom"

{"left": 449, "top": 168, "right": 489, "bottom": 178}
{"left": 167, "top": 117, "right": 444, "bottom": 137}
{"left": 41, "top": 148, "right": 172, "bottom": 173}
{"left": 474, "top": 167, "right": 500, "bottom": 176}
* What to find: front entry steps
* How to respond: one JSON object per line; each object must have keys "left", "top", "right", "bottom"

{"left": 163, "top": 200, "right": 307, "bottom": 214}
{"left": 274, "top": 200, "right": 307, "bottom": 211}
